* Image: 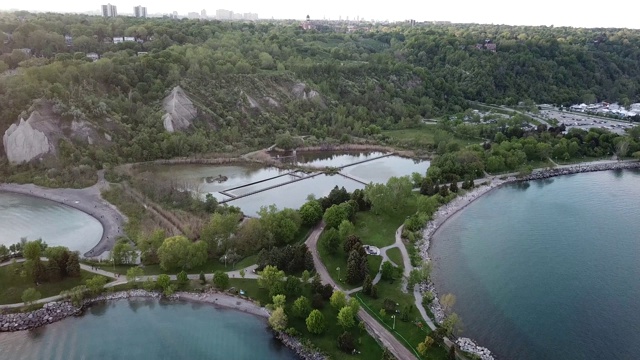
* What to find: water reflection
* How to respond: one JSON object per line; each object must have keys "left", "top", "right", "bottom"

{"left": 89, "top": 303, "right": 108, "bottom": 316}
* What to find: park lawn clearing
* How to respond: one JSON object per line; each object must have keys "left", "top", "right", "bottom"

{"left": 356, "top": 278, "right": 449, "bottom": 360}
{"left": 0, "top": 262, "right": 98, "bottom": 305}
{"left": 318, "top": 230, "right": 383, "bottom": 290}
{"left": 354, "top": 196, "right": 418, "bottom": 248}
{"left": 383, "top": 125, "right": 479, "bottom": 149}
{"left": 385, "top": 248, "right": 403, "bottom": 268}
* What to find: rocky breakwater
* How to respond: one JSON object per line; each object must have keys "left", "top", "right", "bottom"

{"left": 0, "top": 290, "right": 161, "bottom": 332}
{"left": 0, "top": 301, "right": 78, "bottom": 332}
{"left": 456, "top": 338, "right": 495, "bottom": 360}
{"left": 275, "top": 332, "right": 327, "bottom": 360}
{"left": 522, "top": 160, "right": 640, "bottom": 181}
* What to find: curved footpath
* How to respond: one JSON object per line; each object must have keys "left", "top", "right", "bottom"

{"left": 0, "top": 170, "right": 127, "bottom": 258}
{"left": 305, "top": 222, "right": 419, "bottom": 360}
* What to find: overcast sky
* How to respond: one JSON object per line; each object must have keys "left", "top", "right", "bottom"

{"left": 2, "top": 0, "right": 639, "bottom": 29}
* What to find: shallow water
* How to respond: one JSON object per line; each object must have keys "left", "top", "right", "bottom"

{"left": 431, "top": 170, "right": 640, "bottom": 359}
{"left": 0, "top": 299, "right": 298, "bottom": 360}
{"left": 146, "top": 152, "right": 430, "bottom": 216}
{"left": 0, "top": 192, "right": 103, "bottom": 254}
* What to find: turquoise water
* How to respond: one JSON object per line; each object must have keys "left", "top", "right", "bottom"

{"left": 0, "top": 299, "right": 297, "bottom": 360}
{"left": 431, "top": 170, "right": 640, "bottom": 360}
{"left": 0, "top": 192, "right": 103, "bottom": 254}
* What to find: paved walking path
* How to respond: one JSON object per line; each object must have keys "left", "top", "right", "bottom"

{"left": 304, "top": 222, "right": 418, "bottom": 360}
{"left": 0, "top": 258, "right": 260, "bottom": 309}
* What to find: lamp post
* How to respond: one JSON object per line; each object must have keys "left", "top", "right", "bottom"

{"left": 337, "top": 267, "right": 341, "bottom": 281}
{"left": 391, "top": 315, "right": 396, "bottom": 330}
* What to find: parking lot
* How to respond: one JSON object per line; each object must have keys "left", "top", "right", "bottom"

{"left": 539, "top": 109, "right": 636, "bottom": 135}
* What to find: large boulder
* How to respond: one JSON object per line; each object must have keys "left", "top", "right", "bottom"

{"left": 3, "top": 117, "right": 52, "bottom": 164}
{"left": 162, "top": 86, "right": 198, "bottom": 132}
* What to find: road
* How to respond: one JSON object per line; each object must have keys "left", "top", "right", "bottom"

{"left": 304, "top": 222, "right": 419, "bottom": 360}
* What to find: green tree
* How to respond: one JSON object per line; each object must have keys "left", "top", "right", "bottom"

{"left": 408, "top": 261, "right": 432, "bottom": 290}
{"left": 362, "top": 274, "right": 373, "bottom": 295}
{"left": 268, "top": 306, "right": 288, "bottom": 331}
{"left": 348, "top": 297, "right": 360, "bottom": 314}
{"left": 442, "top": 313, "right": 461, "bottom": 337}
{"left": 258, "top": 265, "right": 285, "bottom": 297}
{"left": 417, "top": 336, "right": 434, "bottom": 355}
{"left": 158, "top": 236, "right": 207, "bottom": 271}
{"left": 23, "top": 240, "right": 42, "bottom": 261}
{"left": 156, "top": 274, "right": 171, "bottom": 292}
{"left": 66, "top": 252, "right": 81, "bottom": 277}
{"left": 272, "top": 294, "right": 287, "bottom": 308}
{"left": 200, "top": 212, "right": 240, "bottom": 257}
{"left": 330, "top": 290, "right": 347, "bottom": 310}
{"left": 306, "top": 309, "right": 325, "bottom": 334}
{"left": 322, "top": 228, "right": 340, "bottom": 255}
{"left": 299, "top": 200, "right": 323, "bottom": 226}
{"left": 381, "top": 261, "right": 395, "bottom": 281}
{"left": 177, "top": 270, "right": 189, "bottom": 287}
{"left": 338, "top": 220, "right": 356, "bottom": 241}
{"left": 199, "top": 271, "right": 206, "bottom": 284}
{"left": 284, "top": 276, "right": 302, "bottom": 297}
{"left": 337, "top": 331, "right": 355, "bottom": 353}
{"left": 323, "top": 204, "right": 349, "bottom": 229}
{"left": 239, "top": 269, "right": 245, "bottom": 279}
{"left": 21, "top": 287, "right": 41, "bottom": 306}
{"left": 258, "top": 206, "right": 302, "bottom": 245}
{"left": 111, "top": 239, "right": 136, "bottom": 265}
{"left": 292, "top": 296, "right": 311, "bottom": 318}
{"left": 301, "top": 270, "right": 311, "bottom": 283}
{"left": 126, "top": 267, "right": 144, "bottom": 286}
{"left": 337, "top": 306, "right": 355, "bottom": 328}
{"left": 86, "top": 275, "right": 108, "bottom": 295}
{"left": 213, "top": 271, "right": 230, "bottom": 290}
{"left": 365, "top": 176, "right": 413, "bottom": 215}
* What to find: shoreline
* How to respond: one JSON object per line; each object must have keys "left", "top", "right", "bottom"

{"left": 0, "top": 289, "right": 324, "bottom": 360}
{"left": 419, "top": 160, "right": 640, "bottom": 359}
{"left": 0, "top": 177, "right": 127, "bottom": 258}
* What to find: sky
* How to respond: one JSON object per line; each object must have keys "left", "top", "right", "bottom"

{"left": 2, "top": 0, "right": 639, "bottom": 29}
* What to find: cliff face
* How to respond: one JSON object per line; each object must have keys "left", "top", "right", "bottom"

{"left": 162, "top": 86, "right": 198, "bottom": 132}
{"left": 3, "top": 117, "right": 52, "bottom": 164}
{"left": 1, "top": 102, "right": 113, "bottom": 164}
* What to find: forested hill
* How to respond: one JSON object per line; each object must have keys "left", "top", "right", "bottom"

{"left": 0, "top": 12, "right": 639, "bottom": 169}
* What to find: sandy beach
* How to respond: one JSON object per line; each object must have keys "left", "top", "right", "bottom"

{"left": 0, "top": 171, "right": 127, "bottom": 258}
{"left": 175, "top": 291, "right": 270, "bottom": 318}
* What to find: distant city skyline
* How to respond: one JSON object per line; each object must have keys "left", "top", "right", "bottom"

{"left": 1, "top": 0, "right": 639, "bottom": 29}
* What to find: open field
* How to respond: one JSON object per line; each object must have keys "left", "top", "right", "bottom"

{"left": 0, "top": 263, "right": 96, "bottom": 305}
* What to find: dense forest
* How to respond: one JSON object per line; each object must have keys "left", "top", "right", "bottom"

{"left": 1, "top": 12, "right": 639, "bottom": 171}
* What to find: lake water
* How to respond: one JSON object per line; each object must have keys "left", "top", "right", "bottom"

{"left": 146, "top": 153, "right": 429, "bottom": 216}
{"left": 430, "top": 170, "right": 640, "bottom": 360}
{"left": 0, "top": 192, "right": 103, "bottom": 254}
{"left": 0, "top": 299, "right": 298, "bottom": 360}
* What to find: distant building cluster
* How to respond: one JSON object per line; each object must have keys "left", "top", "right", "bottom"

{"left": 569, "top": 102, "right": 640, "bottom": 118}
{"left": 214, "top": 9, "right": 258, "bottom": 20}
{"left": 134, "top": 5, "right": 147, "bottom": 18}
{"left": 101, "top": 3, "right": 117, "bottom": 17}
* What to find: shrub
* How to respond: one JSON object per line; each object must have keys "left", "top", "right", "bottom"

{"left": 337, "top": 332, "right": 355, "bottom": 353}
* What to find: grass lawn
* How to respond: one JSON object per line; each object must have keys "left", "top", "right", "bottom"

{"left": 354, "top": 197, "right": 418, "bottom": 248}
{"left": 383, "top": 125, "right": 480, "bottom": 149}
{"left": 0, "top": 263, "right": 100, "bottom": 305}
{"left": 356, "top": 279, "right": 449, "bottom": 360}
{"left": 318, "top": 230, "right": 383, "bottom": 290}
{"left": 85, "top": 255, "right": 258, "bottom": 276}
{"left": 385, "top": 248, "right": 403, "bottom": 268}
